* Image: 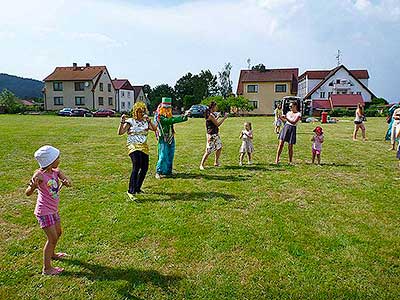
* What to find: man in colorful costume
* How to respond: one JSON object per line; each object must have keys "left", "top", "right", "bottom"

{"left": 154, "top": 97, "right": 188, "bottom": 178}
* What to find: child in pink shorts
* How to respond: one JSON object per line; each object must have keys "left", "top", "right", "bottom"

{"left": 311, "top": 126, "right": 324, "bottom": 165}
{"left": 25, "top": 145, "right": 71, "bottom": 275}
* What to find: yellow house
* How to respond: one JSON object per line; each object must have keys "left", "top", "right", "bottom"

{"left": 236, "top": 68, "right": 299, "bottom": 115}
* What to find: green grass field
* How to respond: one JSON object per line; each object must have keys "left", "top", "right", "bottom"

{"left": 0, "top": 115, "right": 399, "bottom": 300}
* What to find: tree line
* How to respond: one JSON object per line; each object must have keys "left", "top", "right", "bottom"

{"left": 144, "top": 63, "right": 254, "bottom": 113}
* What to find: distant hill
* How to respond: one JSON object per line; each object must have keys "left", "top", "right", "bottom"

{"left": 0, "top": 73, "right": 44, "bottom": 99}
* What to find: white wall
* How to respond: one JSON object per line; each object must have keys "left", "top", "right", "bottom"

{"left": 119, "top": 89, "right": 134, "bottom": 112}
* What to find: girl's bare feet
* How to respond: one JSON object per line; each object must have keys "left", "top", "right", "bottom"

{"left": 42, "top": 266, "right": 64, "bottom": 276}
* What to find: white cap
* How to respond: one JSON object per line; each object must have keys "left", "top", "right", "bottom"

{"left": 34, "top": 145, "right": 60, "bottom": 168}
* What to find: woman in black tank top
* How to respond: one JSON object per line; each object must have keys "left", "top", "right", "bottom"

{"left": 200, "top": 101, "right": 228, "bottom": 170}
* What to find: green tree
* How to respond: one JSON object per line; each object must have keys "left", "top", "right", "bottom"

{"left": 251, "top": 64, "right": 267, "bottom": 72}
{"left": 228, "top": 95, "right": 254, "bottom": 115}
{"left": 218, "top": 63, "right": 233, "bottom": 98}
{"left": 201, "top": 96, "right": 229, "bottom": 112}
{"left": 174, "top": 70, "right": 219, "bottom": 109}
{"left": 0, "top": 89, "right": 22, "bottom": 113}
{"left": 148, "top": 84, "right": 176, "bottom": 112}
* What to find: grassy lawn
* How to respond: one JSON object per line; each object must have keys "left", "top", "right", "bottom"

{"left": 0, "top": 115, "right": 399, "bottom": 300}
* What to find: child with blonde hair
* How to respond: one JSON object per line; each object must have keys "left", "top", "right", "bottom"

{"left": 25, "top": 145, "right": 71, "bottom": 275}
{"left": 239, "top": 122, "right": 254, "bottom": 165}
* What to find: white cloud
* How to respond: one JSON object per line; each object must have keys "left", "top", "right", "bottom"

{"left": 353, "top": 0, "right": 400, "bottom": 21}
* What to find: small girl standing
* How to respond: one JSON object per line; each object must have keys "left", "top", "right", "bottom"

{"left": 274, "top": 103, "right": 283, "bottom": 134}
{"left": 25, "top": 145, "right": 71, "bottom": 275}
{"left": 239, "top": 122, "right": 254, "bottom": 166}
{"left": 311, "top": 126, "right": 324, "bottom": 165}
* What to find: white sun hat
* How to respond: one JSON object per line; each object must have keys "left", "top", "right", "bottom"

{"left": 34, "top": 145, "right": 60, "bottom": 168}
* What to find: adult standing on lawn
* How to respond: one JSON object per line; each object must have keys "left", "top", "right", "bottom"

{"left": 353, "top": 103, "right": 367, "bottom": 141}
{"left": 118, "top": 102, "right": 156, "bottom": 200}
{"left": 154, "top": 97, "right": 188, "bottom": 179}
{"left": 199, "top": 101, "right": 228, "bottom": 170}
{"left": 275, "top": 101, "right": 301, "bottom": 164}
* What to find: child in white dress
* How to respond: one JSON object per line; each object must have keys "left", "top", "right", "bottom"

{"left": 239, "top": 122, "right": 254, "bottom": 166}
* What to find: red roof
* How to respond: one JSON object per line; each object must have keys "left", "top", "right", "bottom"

{"left": 303, "top": 65, "right": 375, "bottom": 100}
{"left": 112, "top": 79, "right": 134, "bottom": 90}
{"left": 330, "top": 94, "right": 364, "bottom": 107}
{"left": 44, "top": 65, "right": 106, "bottom": 81}
{"left": 237, "top": 68, "right": 299, "bottom": 95}
{"left": 299, "top": 68, "right": 369, "bottom": 81}
{"left": 312, "top": 99, "right": 332, "bottom": 110}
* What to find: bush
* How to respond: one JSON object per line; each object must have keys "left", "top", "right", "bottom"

{"left": 329, "top": 109, "right": 355, "bottom": 117}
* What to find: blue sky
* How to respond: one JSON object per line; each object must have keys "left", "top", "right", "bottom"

{"left": 0, "top": 0, "right": 399, "bottom": 102}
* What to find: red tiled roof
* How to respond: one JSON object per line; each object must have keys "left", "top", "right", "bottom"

{"left": 18, "top": 99, "right": 35, "bottom": 106}
{"left": 43, "top": 65, "right": 106, "bottom": 81}
{"left": 312, "top": 99, "right": 332, "bottom": 110}
{"left": 304, "top": 65, "right": 375, "bottom": 100}
{"left": 330, "top": 94, "right": 364, "bottom": 107}
{"left": 237, "top": 68, "right": 299, "bottom": 95}
{"left": 299, "top": 68, "right": 369, "bottom": 81}
{"left": 112, "top": 79, "right": 134, "bottom": 90}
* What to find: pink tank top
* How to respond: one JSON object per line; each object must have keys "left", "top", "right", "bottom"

{"left": 34, "top": 169, "right": 60, "bottom": 216}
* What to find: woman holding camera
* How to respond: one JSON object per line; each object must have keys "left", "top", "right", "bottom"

{"left": 353, "top": 103, "right": 367, "bottom": 141}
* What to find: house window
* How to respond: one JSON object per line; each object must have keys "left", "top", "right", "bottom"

{"left": 122, "top": 91, "right": 125, "bottom": 97}
{"left": 98, "top": 97, "right": 104, "bottom": 106}
{"left": 53, "top": 82, "right": 63, "bottom": 91}
{"left": 108, "top": 84, "right": 111, "bottom": 92}
{"left": 336, "top": 79, "right": 341, "bottom": 84}
{"left": 249, "top": 100, "right": 258, "bottom": 109}
{"left": 328, "top": 92, "right": 333, "bottom": 98}
{"left": 139, "top": 96, "right": 144, "bottom": 101}
{"left": 53, "top": 97, "right": 63, "bottom": 105}
{"left": 127, "top": 92, "right": 130, "bottom": 98}
{"left": 275, "top": 84, "right": 287, "bottom": 93}
{"left": 99, "top": 83, "right": 103, "bottom": 91}
{"left": 320, "top": 92, "right": 326, "bottom": 98}
{"left": 357, "top": 92, "right": 362, "bottom": 95}
{"left": 75, "top": 82, "right": 85, "bottom": 91}
{"left": 247, "top": 85, "right": 258, "bottom": 93}
{"left": 108, "top": 97, "right": 113, "bottom": 105}
{"left": 128, "top": 102, "right": 131, "bottom": 108}
{"left": 122, "top": 102, "right": 125, "bottom": 109}
{"left": 75, "top": 97, "right": 85, "bottom": 105}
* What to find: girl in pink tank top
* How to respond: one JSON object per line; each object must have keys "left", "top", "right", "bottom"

{"left": 25, "top": 145, "right": 72, "bottom": 276}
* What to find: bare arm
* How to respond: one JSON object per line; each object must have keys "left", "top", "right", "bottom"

{"left": 144, "top": 115, "right": 157, "bottom": 132}
{"left": 58, "top": 170, "right": 72, "bottom": 188}
{"left": 118, "top": 114, "right": 130, "bottom": 135}
{"left": 25, "top": 172, "right": 43, "bottom": 196}
{"left": 209, "top": 113, "right": 228, "bottom": 127}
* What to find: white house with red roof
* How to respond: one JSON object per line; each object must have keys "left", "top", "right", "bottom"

{"left": 112, "top": 79, "right": 134, "bottom": 112}
{"left": 298, "top": 65, "right": 376, "bottom": 114}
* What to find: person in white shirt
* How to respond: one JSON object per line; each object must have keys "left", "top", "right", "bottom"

{"left": 275, "top": 102, "right": 302, "bottom": 164}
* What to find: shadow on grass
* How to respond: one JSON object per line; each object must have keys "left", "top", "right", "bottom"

{"left": 170, "top": 172, "right": 251, "bottom": 181}
{"left": 137, "top": 191, "right": 236, "bottom": 202}
{"left": 223, "top": 163, "right": 287, "bottom": 172}
{"left": 62, "top": 259, "right": 181, "bottom": 300}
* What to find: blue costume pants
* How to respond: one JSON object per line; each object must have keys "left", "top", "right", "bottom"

{"left": 156, "top": 139, "right": 175, "bottom": 175}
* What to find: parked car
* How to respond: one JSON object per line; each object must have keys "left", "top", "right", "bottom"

{"left": 93, "top": 109, "right": 116, "bottom": 117}
{"left": 57, "top": 107, "right": 72, "bottom": 116}
{"left": 186, "top": 104, "right": 208, "bottom": 118}
{"left": 70, "top": 108, "right": 93, "bottom": 117}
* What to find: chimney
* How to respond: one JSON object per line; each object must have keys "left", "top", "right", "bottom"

{"left": 73, "top": 62, "right": 78, "bottom": 70}
{"left": 86, "top": 63, "right": 90, "bottom": 67}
